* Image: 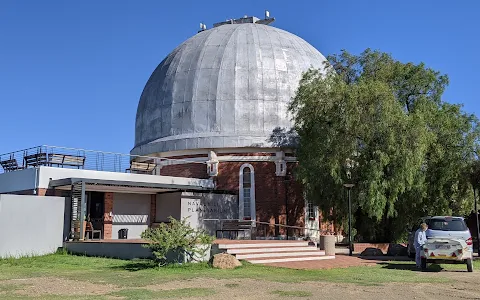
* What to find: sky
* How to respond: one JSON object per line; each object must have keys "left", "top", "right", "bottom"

{"left": 1, "top": 0, "right": 479, "bottom": 155}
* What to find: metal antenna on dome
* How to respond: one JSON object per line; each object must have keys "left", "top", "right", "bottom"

{"left": 198, "top": 22, "right": 207, "bottom": 33}
{"left": 256, "top": 10, "right": 275, "bottom": 25}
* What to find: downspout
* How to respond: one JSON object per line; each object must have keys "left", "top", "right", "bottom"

{"left": 33, "top": 167, "right": 39, "bottom": 195}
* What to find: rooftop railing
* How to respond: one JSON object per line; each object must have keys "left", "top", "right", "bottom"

{"left": 0, "top": 145, "right": 206, "bottom": 175}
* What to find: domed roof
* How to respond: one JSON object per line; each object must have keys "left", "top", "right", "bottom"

{"left": 132, "top": 22, "right": 327, "bottom": 156}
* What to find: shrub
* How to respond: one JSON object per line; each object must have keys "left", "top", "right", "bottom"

{"left": 141, "top": 217, "right": 214, "bottom": 266}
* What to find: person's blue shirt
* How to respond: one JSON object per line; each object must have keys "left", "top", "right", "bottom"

{"left": 414, "top": 229, "right": 427, "bottom": 248}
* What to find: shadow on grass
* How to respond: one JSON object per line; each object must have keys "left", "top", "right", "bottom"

{"left": 379, "top": 262, "right": 443, "bottom": 272}
{"left": 110, "top": 260, "right": 158, "bottom": 272}
{"left": 356, "top": 255, "right": 412, "bottom": 262}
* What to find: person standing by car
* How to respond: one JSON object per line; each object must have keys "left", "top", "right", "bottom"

{"left": 414, "top": 223, "right": 428, "bottom": 268}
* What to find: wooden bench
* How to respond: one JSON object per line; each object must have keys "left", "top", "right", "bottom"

{"left": 48, "top": 154, "right": 85, "bottom": 168}
{"left": 0, "top": 158, "right": 23, "bottom": 172}
{"left": 216, "top": 220, "right": 252, "bottom": 239}
{"left": 126, "top": 161, "right": 156, "bottom": 174}
{"left": 24, "top": 152, "right": 48, "bottom": 167}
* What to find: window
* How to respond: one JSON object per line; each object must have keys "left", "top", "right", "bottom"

{"left": 428, "top": 218, "right": 468, "bottom": 231}
{"left": 239, "top": 164, "right": 255, "bottom": 221}
{"left": 306, "top": 200, "right": 316, "bottom": 220}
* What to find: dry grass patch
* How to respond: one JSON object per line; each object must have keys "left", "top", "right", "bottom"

{"left": 111, "top": 288, "right": 215, "bottom": 299}
{"left": 272, "top": 290, "right": 313, "bottom": 297}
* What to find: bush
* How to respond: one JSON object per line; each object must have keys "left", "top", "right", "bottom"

{"left": 141, "top": 217, "right": 214, "bottom": 266}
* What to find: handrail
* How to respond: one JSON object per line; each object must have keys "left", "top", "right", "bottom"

{"left": 41, "top": 145, "right": 207, "bottom": 165}
{"left": 0, "top": 145, "right": 41, "bottom": 157}
{"left": 0, "top": 145, "right": 211, "bottom": 175}
{"left": 254, "top": 220, "right": 321, "bottom": 233}
{"left": 0, "top": 145, "right": 207, "bottom": 165}
{"left": 202, "top": 218, "right": 331, "bottom": 234}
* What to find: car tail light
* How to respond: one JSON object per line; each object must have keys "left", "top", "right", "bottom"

{"left": 430, "top": 252, "right": 435, "bottom": 257}
{"left": 452, "top": 252, "right": 457, "bottom": 258}
{"left": 466, "top": 237, "right": 473, "bottom": 246}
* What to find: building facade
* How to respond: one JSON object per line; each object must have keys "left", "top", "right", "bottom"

{"left": 131, "top": 14, "right": 335, "bottom": 239}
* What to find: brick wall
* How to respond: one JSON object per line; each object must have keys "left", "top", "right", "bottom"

{"left": 160, "top": 158, "right": 306, "bottom": 234}
{"left": 9, "top": 188, "right": 56, "bottom": 196}
{"left": 103, "top": 192, "right": 113, "bottom": 239}
{"left": 160, "top": 163, "right": 209, "bottom": 179}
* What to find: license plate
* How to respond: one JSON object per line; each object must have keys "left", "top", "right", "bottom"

{"left": 435, "top": 245, "right": 450, "bottom": 250}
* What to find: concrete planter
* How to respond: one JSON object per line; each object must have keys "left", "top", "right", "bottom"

{"left": 319, "top": 235, "right": 336, "bottom": 256}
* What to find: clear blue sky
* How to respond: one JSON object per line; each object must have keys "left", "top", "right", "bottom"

{"left": 1, "top": 0, "right": 479, "bottom": 154}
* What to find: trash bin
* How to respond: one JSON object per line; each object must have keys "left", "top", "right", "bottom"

{"left": 118, "top": 228, "right": 128, "bottom": 239}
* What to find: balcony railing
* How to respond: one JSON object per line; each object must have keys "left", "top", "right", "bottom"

{"left": 0, "top": 145, "right": 206, "bottom": 175}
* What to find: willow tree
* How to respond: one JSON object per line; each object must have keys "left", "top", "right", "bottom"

{"left": 290, "top": 49, "right": 479, "bottom": 242}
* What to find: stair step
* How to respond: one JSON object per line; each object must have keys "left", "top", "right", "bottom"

{"left": 247, "top": 255, "right": 335, "bottom": 264}
{"left": 218, "top": 242, "right": 309, "bottom": 249}
{"left": 236, "top": 251, "right": 325, "bottom": 260}
{"left": 227, "top": 246, "right": 317, "bottom": 254}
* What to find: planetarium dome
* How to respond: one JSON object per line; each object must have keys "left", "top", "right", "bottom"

{"left": 132, "top": 15, "right": 328, "bottom": 156}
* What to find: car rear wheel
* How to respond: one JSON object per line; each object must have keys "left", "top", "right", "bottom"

{"left": 466, "top": 259, "right": 473, "bottom": 272}
{"left": 421, "top": 257, "right": 427, "bottom": 271}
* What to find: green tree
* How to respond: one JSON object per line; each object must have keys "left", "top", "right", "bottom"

{"left": 290, "top": 49, "right": 479, "bottom": 242}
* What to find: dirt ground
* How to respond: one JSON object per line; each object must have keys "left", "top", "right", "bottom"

{"left": 2, "top": 271, "right": 480, "bottom": 300}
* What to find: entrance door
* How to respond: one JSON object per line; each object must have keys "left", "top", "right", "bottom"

{"left": 87, "top": 192, "right": 105, "bottom": 237}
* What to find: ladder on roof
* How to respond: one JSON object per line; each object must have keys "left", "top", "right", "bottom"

{"left": 70, "top": 181, "right": 86, "bottom": 240}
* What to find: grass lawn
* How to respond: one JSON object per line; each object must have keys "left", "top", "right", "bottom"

{"left": 0, "top": 253, "right": 478, "bottom": 299}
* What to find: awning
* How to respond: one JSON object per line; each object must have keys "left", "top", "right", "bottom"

{"left": 49, "top": 177, "right": 213, "bottom": 194}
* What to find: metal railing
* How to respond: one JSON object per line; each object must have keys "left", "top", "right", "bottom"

{"left": 0, "top": 145, "right": 207, "bottom": 175}
{"left": 203, "top": 218, "right": 333, "bottom": 240}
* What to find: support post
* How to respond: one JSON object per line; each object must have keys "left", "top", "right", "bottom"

{"left": 79, "top": 181, "right": 86, "bottom": 241}
{"left": 343, "top": 183, "right": 354, "bottom": 256}
{"left": 348, "top": 187, "right": 352, "bottom": 256}
{"left": 475, "top": 187, "right": 480, "bottom": 254}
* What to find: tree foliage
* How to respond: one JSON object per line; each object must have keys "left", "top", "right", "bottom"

{"left": 290, "top": 49, "right": 480, "bottom": 242}
{"left": 141, "top": 217, "right": 214, "bottom": 266}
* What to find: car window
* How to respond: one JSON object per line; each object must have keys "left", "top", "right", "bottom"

{"left": 428, "top": 219, "right": 467, "bottom": 231}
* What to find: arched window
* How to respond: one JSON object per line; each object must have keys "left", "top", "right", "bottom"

{"left": 239, "top": 164, "right": 255, "bottom": 221}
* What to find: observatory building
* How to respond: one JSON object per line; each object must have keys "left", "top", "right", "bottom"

{"left": 132, "top": 12, "right": 333, "bottom": 237}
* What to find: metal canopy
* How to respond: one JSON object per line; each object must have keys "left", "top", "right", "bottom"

{"left": 49, "top": 177, "right": 211, "bottom": 192}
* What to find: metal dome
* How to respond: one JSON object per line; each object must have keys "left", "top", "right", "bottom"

{"left": 132, "top": 22, "right": 327, "bottom": 156}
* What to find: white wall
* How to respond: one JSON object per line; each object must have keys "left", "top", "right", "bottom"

{"left": 0, "top": 194, "right": 66, "bottom": 258}
{"left": 156, "top": 192, "right": 181, "bottom": 222}
{"left": 0, "top": 168, "right": 37, "bottom": 194}
{"left": 112, "top": 193, "right": 150, "bottom": 239}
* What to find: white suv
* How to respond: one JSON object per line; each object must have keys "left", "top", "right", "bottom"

{"left": 418, "top": 216, "right": 473, "bottom": 272}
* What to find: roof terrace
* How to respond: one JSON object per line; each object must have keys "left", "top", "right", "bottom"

{"left": 0, "top": 145, "right": 205, "bottom": 176}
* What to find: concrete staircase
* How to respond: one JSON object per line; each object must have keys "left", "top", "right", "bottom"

{"left": 215, "top": 240, "right": 335, "bottom": 264}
